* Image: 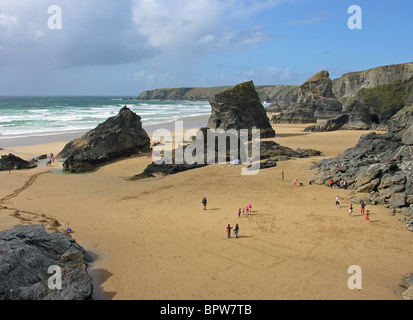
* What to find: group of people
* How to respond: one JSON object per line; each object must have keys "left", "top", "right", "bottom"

{"left": 339, "top": 197, "right": 370, "bottom": 223}
{"left": 226, "top": 223, "right": 239, "bottom": 239}
{"left": 237, "top": 204, "right": 252, "bottom": 217}
{"left": 201, "top": 197, "right": 248, "bottom": 239}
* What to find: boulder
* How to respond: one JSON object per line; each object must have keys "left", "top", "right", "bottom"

{"left": 57, "top": 107, "right": 151, "bottom": 173}
{"left": 0, "top": 154, "right": 37, "bottom": 171}
{"left": 0, "top": 225, "right": 93, "bottom": 300}
{"left": 207, "top": 81, "right": 276, "bottom": 138}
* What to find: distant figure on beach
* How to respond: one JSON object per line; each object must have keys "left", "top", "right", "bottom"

{"left": 46, "top": 160, "right": 52, "bottom": 168}
{"left": 246, "top": 206, "right": 249, "bottom": 215}
{"left": 281, "top": 171, "right": 284, "bottom": 181}
{"left": 361, "top": 201, "right": 366, "bottom": 215}
{"left": 226, "top": 224, "right": 232, "bottom": 239}
{"left": 248, "top": 204, "right": 252, "bottom": 213}
{"left": 335, "top": 195, "right": 340, "bottom": 207}
{"left": 349, "top": 204, "right": 353, "bottom": 216}
{"left": 292, "top": 179, "right": 297, "bottom": 186}
{"left": 365, "top": 210, "right": 370, "bottom": 223}
{"left": 234, "top": 224, "right": 239, "bottom": 238}
{"left": 202, "top": 197, "right": 207, "bottom": 210}
{"left": 9, "top": 167, "right": 11, "bottom": 174}
{"left": 329, "top": 179, "right": 334, "bottom": 188}
{"left": 50, "top": 153, "right": 54, "bottom": 164}
{"left": 238, "top": 208, "right": 241, "bottom": 218}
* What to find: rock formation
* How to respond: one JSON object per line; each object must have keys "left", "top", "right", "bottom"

{"left": 132, "top": 128, "right": 321, "bottom": 179}
{"left": 0, "top": 153, "right": 37, "bottom": 171}
{"left": 207, "top": 81, "right": 276, "bottom": 138}
{"left": 0, "top": 225, "right": 93, "bottom": 300}
{"left": 309, "top": 105, "right": 413, "bottom": 214}
{"left": 273, "top": 71, "right": 342, "bottom": 124}
{"left": 57, "top": 107, "right": 151, "bottom": 173}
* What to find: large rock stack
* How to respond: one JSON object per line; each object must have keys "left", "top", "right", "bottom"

{"left": 273, "top": 71, "right": 342, "bottom": 124}
{"left": 309, "top": 106, "right": 413, "bottom": 214}
{"left": 207, "top": 81, "right": 276, "bottom": 138}
{"left": 0, "top": 225, "right": 93, "bottom": 300}
{"left": 57, "top": 107, "right": 151, "bottom": 173}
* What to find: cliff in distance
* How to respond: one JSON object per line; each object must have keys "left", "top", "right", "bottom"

{"left": 136, "top": 85, "right": 298, "bottom": 103}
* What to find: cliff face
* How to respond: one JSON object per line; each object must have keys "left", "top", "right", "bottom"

{"left": 332, "top": 62, "right": 413, "bottom": 100}
{"left": 137, "top": 85, "right": 298, "bottom": 103}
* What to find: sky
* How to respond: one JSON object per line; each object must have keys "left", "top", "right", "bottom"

{"left": 0, "top": 0, "right": 412, "bottom": 96}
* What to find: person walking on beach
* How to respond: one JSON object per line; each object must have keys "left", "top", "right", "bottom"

{"left": 226, "top": 224, "right": 232, "bottom": 239}
{"left": 234, "top": 224, "right": 239, "bottom": 238}
{"left": 349, "top": 204, "right": 353, "bottom": 216}
{"left": 248, "top": 204, "right": 252, "bottom": 213}
{"left": 335, "top": 195, "right": 340, "bottom": 207}
{"left": 281, "top": 171, "right": 284, "bottom": 182}
{"left": 202, "top": 197, "right": 207, "bottom": 210}
{"left": 246, "top": 206, "right": 249, "bottom": 215}
{"left": 238, "top": 208, "right": 241, "bottom": 218}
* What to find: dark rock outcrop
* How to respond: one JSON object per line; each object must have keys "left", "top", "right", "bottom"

{"left": 309, "top": 106, "right": 413, "bottom": 212}
{"left": 132, "top": 128, "right": 321, "bottom": 179}
{"left": 57, "top": 107, "right": 151, "bottom": 173}
{"left": 0, "top": 225, "right": 93, "bottom": 300}
{"left": 0, "top": 154, "right": 37, "bottom": 171}
{"left": 207, "top": 81, "right": 276, "bottom": 138}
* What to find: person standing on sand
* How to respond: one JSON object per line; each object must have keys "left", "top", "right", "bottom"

{"left": 248, "top": 204, "right": 252, "bottom": 213}
{"left": 238, "top": 208, "right": 241, "bottom": 218}
{"left": 361, "top": 201, "right": 366, "bottom": 215}
{"left": 226, "top": 224, "right": 232, "bottom": 239}
{"left": 335, "top": 195, "right": 340, "bottom": 207}
{"left": 234, "top": 224, "right": 239, "bottom": 238}
{"left": 349, "top": 204, "right": 353, "bottom": 216}
{"left": 202, "top": 197, "right": 207, "bottom": 210}
{"left": 281, "top": 171, "right": 284, "bottom": 182}
{"left": 365, "top": 210, "right": 370, "bottom": 223}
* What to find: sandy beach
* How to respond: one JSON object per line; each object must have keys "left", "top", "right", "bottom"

{"left": 1, "top": 121, "right": 412, "bottom": 300}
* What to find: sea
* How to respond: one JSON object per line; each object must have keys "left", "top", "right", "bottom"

{"left": 0, "top": 96, "right": 213, "bottom": 140}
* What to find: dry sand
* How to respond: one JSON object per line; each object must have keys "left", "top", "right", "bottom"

{"left": 1, "top": 123, "right": 412, "bottom": 300}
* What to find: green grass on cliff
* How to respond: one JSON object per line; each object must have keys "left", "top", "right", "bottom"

{"left": 359, "top": 78, "right": 413, "bottom": 120}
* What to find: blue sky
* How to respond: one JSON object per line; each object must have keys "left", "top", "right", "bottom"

{"left": 0, "top": 0, "right": 412, "bottom": 96}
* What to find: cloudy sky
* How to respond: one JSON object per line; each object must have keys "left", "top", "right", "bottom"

{"left": 0, "top": 0, "right": 412, "bottom": 96}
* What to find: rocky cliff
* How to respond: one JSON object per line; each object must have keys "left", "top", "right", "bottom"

{"left": 137, "top": 85, "right": 298, "bottom": 103}
{"left": 309, "top": 105, "right": 413, "bottom": 214}
{"left": 57, "top": 107, "right": 151, "bottom": 173}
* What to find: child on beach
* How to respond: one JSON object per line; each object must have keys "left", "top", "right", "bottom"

{"left": 365, "top": 210, "right": 370, "bottom": 223}
{"left": 226, "top": 224, "right": 232, "bottom": 239}
{"left": 246, "top": 206, "right": 249, "bottom": 215}
{"left": 202, "top": 197, "right": 207, "bottom": 210}
{"left": 349, "top": 204, "right": 353, "bottom": 216}
{"left": 335, "top": 195, "right": 340, "bottom": 207}
{"left": 234, "top": 224, "right": 239, "bottom": 238}
{"left": 249, "top": 204, "right": 252, "bottom": 213}
{"left": 361, "top": 201, "right": 366, "bottom": 215}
